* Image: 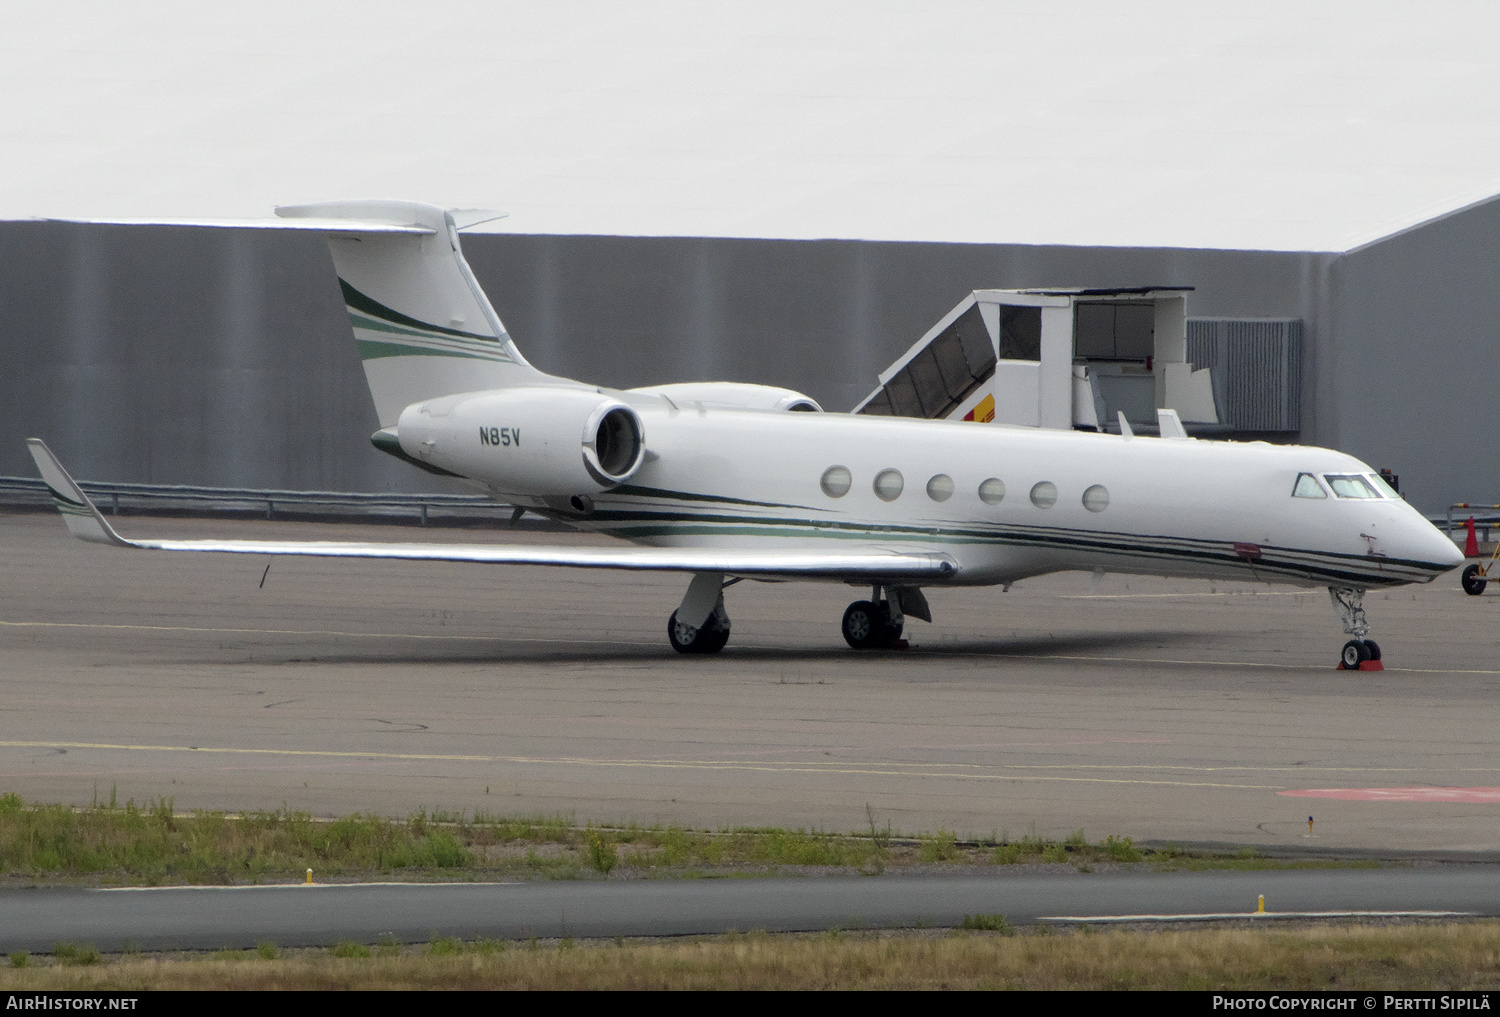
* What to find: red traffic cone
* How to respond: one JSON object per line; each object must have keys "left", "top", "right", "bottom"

{"left": 1466, "top": 517, "right": 1480, "bottom": 557}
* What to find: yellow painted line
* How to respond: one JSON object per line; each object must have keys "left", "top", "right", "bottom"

{"left": 4, "top": 741, "right": 1495, "bottom": 779}
{"left": 0, "top": 619, "right": 657, "bottom": 647}
{"left": 1059, "top": 591, "right": 1314, "bottom": 600}
{"left": 0, "top": 740, "right": 1281, "bottom": 791}
{"left": 979, "top": 651, "right": 1500, "bottom": 676}
{"left": 99, "top": 882, "right": 522, "bottom": 892}
{"left": 6, "top": 619, "right": 1495, "bottom": 674}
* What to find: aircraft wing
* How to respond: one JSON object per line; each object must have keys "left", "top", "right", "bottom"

{"left": 24, "top": 440, "right": 958, "bottom": 582}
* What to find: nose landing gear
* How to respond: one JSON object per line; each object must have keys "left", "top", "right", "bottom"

{"left": 1329, "top": 586, "right": 1383, "bottom": 671}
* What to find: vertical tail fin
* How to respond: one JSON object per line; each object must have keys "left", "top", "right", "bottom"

{"left": 277, "top": 201, "right": 551, "bottom": 426}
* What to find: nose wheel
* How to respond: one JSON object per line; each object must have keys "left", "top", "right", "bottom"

{"left": 1340, "top": 639, "right": 1381, "bottom": 670}
{"left": 1330, "top": 587, "right": 1383, "bottom": 671}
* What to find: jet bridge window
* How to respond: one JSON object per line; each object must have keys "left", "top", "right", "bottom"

{"left": 1292, "top": 473, "right": 1327, "bottom": 499}
{"left": 1324, "top": 474, "right": 1380, "bottom": 499}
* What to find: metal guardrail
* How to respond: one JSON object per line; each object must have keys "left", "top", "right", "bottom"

{"left": 0, "top": 476, "right": 522, "bottom": 527}
{"left": 1439, "top": 504, "right": 1500, "bottom": 544}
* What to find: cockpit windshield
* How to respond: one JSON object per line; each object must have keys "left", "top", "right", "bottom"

{"left": 1324, "top": 474, "right": 1381, "bottom": 499}
{"left": 1292, "top": 473, "right": 1327, "bottom": 499}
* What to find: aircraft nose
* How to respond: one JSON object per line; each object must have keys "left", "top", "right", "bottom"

{"left": 1425, "top": 523, "right": 1466, "bottom": 570}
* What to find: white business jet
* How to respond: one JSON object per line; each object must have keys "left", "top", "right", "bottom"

{"left": 27, "top": 201, "right": 1463, "bottom": 668}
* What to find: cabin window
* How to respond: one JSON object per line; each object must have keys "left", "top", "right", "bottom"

{"left": 820, "top": 466, "right": 852, "bottom": 498}
{"left": 1082, "top": 484, "right": 1109, "bottom": 512}
{"left": 978, "top": 478, "right": 1006, "bottom": 505}
{"left": 1292, "top": 473, "right": 1327, "bottom": 499}
{"left": 926, "top": 474, "right": 954, "bottom": 502}
{"left": 1030, "top": 481, "right": 1058, "bottom": 509}
{"left": 1324, "top": 474, "right": 1379, "bottom": 499}
{"left": 874, "top": 469, "right": 904, "bottom": 502}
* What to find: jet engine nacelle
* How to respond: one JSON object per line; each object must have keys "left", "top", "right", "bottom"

{"left": 395, "top": 387, "right": 645, "bottom": 495}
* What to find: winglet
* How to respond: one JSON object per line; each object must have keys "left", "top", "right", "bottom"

{"left": 24, "top": 440, "right": 132, "bottom": 547}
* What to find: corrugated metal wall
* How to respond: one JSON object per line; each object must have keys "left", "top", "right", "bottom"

{"left": 1187, "top": 319, "right": 1304, "bottom": 432}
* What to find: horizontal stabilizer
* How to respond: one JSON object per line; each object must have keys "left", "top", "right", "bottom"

{"left": 34, "top": 216, "right": 434, "bottom": 234}
{"left": 33, "top": 201, "right": 508, "bottom": 235}
{"left": 24, "top": 441, "right": 957, "bottom": 583}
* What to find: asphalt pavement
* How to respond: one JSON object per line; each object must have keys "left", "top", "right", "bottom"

{"left": 2, "top": 867, "right": 1497, "bottom": 952}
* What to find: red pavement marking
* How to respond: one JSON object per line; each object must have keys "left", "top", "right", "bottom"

{"left": 1279, "top": 787, "right": 1500, "bottom": 803}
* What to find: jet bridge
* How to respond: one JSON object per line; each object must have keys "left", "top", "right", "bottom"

{"left": 853, "top": 287, "right": 1219, "bottom": 432}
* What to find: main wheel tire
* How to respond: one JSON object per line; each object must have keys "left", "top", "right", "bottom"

{"left": 668, "top": 609, "right": 729, "bottom": 655}
{"left": 1341, "top": 639, "right": 1371, "bottom": 669}
{"left": 842, "top": 601, "right": 902, "bottom": 650}
{"left": 1462, "top": 564, "right": 1488, "bottom": 596}
{"left": 842, "top": 601, "right": 880, "bottom": 649}
{"left": 1362, "top": 639, "right": 1381, "bottom": 662}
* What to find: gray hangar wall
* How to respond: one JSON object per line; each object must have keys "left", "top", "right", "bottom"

{"left": 1319, "top": 196, "right": 1500, "bottom": 517}
{"left": 0, "top": 218, "right": 1399, "bottom": 501}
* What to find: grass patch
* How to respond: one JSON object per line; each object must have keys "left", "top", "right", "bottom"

{"left": 3, "top": 923, "right": 1500, "bottom": 989}
{"left": 0, "top": 791, "right": 1386, "bottom": 884}
{"left": 52, "top": 943, "right": 99, "bottom": 967}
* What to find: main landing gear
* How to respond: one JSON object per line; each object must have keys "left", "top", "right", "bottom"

{"left": 841, "top": 586, "right": 930, "bottom": 650}
{"left": 668, "top": 571, "right": 733, "bottom": 655}
{"left": 1329, "top": 586, "right": 1382, "bottom": 671}
{"left": 665, "top": 576, "right": 933, "bottom": 654}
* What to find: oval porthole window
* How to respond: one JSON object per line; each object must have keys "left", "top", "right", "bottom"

{"left": 978, "top": 478, "right": 1006, "bottom": 505}
{"left": 926, "top": 474, "right": 954, "bottom": 502}
{"left": 873, "top": 468, "right": 904, "bottom": 502}
{"left": 1082, "top": 484, "right": 1110, "bottom": 512}
{"left": 1030, "top": 481, "right": 1058, "bottom": 509}
{"left": 820, "top": 465, "right": 852, "bottom": 498}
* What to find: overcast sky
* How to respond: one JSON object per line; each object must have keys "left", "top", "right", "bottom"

{"left": 3, "top": 0, "right": 1498, "bottom": 250}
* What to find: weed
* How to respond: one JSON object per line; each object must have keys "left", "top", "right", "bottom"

{"left": 53, "top": 942, "right": 99, "bottom": 966}
{"left": 9, "top": 952, "right": 27, "bottom": 968}
{"left": 1101, "top": 835, "right": 1143, "bottom": 863}
{"left": 586, "top": 829, "right": 617, "bottom": 875}
{"left": 256, "top": 941, "right": 278, "bottom": 960}
{"left": 919, "top": 829, "right": 960, "bottom": 863}
{"left": 992, "top": 843, "right": 1022, "bottom": 865}
{"left": 559, "top": 937, "right": 575, "bottom": 950}
{"left": 1236, "top": 846, "right": 1259, "bottom": 860}
{"left": 1041, "top": 844, "right": 1068, "bottom": 864}
{"left": 330, "top": 941, "right": 371, "bottom": 959}
{"left": 428, "top": 937, "right": 462, "bottom": 957}
{"left": 960, "top": 914, "right": 1011, "bottom": 933}
{"left": 1065, "top": 829, "right": 1087, "bottom": 847}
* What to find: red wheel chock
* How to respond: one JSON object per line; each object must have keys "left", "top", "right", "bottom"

{"left": 1337, "top": 660, "right": 1383, "bottom": 671}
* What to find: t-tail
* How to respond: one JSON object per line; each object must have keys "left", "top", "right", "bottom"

{"left": 275, "top": 200, "right": 562, "bottom": 428}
